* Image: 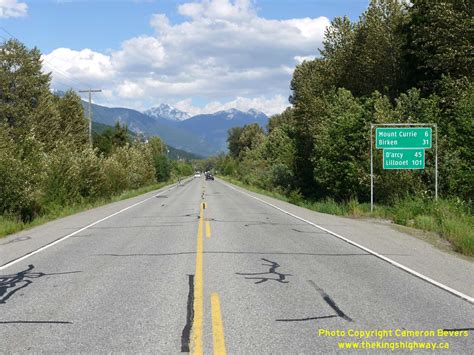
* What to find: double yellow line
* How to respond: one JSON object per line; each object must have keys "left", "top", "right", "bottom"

{"left": 191, "top": 199, "right": 226, "bottom": 354}
{"left": 191, "top": 202, "right": 204, "bottom": 354}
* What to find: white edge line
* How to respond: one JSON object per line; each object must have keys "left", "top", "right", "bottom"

{"left": 0, "top": 179, "right": 190, "bottom": 272}
{"left": 218, "top": 179, "right": 474, "bottom": 304}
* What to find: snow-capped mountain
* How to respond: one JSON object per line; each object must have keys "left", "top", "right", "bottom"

{"left": 213, "top": 108, "right": 267, "bottom": 120}
{"left": 90, "top": 102, "right": 268, "bottom": 156}
{"left": 179, "top": 108, "right": 268, "bottom": 153}
{"left": 144, "top": 104, "right": 191, "bottom": 121}
{"left": 247, "top": 108, "right": 267, "bottom": 119}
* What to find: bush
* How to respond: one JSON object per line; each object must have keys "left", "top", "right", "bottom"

{"left": 269, "top": 163, "right": 294, "bottom": 190}
{"left": 170, "top": 160, "right": 193, "bottom": 178}
{"left": 390, "top": 197, "right": 428, "bottom": 225}
{"left": 154, "top": 155, "right": 171, "bottom": 182}
{"left": 0, "top": 136, "right": 43, "bottom": 221}
{"left": 390, "top": 197, "right": 473, "bottom": 255}
{"left": 102, "top": 155, "right": 130, "bottom": 194}
{"left": 42, "top": 146, "right": 107, "bottom": 206}
{"left": 111, "top": 145, "right": 155, "bottom": 189}
{"left": 287, "top": 189, "right": 303, "bottom": 205}
{"left": 75, "top": 149, "right": 108, "bottom": 200}
{"left": 441, "top": 218, "right": 474, "bottom": 256}
{"left": 0, "top": 153, "right": 42, "bottom": 220}
{"left": 311, "top": 198, "right": 347, "bottom": 216}
{"left": 347, "top": 198, "right": 364, "bottom": 217}
{"left": 414, "top": 215, "right": 438, "bottom": 232}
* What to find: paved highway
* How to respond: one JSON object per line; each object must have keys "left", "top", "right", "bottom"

{"left": 1, "top": 177, "right": 473, "bottom": 353}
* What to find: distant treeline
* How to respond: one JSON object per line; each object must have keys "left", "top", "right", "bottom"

{"left": 0, "top": 39, "right": 193, "bottom": 222}
{"left": 207, "top": 0, "right": 473, "bottom": 205}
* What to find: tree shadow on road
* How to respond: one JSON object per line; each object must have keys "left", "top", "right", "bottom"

{"left": 0, "top": 265, "right": 81, "bottom": 305}
{"left": 236, "top": 258, "right": 292, "bottom": 284}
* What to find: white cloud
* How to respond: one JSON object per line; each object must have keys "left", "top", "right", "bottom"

{"left": 285, "top": 17, "right": 328, "bottom": 40}
{"left": 150, "top": 13, "right": 170, "bottom": 33}
{"left": 174, "top": 95, "right": 288, "bottom": 116}
{"left": 43, "top": 0, "right": 330, "bottom": 115}
{"left": 113, "top": 36, "right": 166, "bottom": 71}
{"left": 178, "top": 0, "right": 255, "bottom": 21}
{"left": 117, "top": 81, "right": 145, "bottom": 98}
{"left": 42, "top": 48, "right": 115, "bottom": 84}
{"left": 294, "top": 55, "right": 316, "bottom": 64}
{"left": 0, "top": 0, "right": 27, "bottom": 18}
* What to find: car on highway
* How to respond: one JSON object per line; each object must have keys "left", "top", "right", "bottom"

{"left": 205, "top": 172, "right": 214, "bottom": 180}
{"left": 194, "top": 172, "right": 201, "bottom": 178}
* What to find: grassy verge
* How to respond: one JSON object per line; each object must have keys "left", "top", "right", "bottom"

{"left": 0, "top": 179, "right": 181, "bottom": 239}
{"left": 219, "top": 176, "right": 474, "bottom": 256}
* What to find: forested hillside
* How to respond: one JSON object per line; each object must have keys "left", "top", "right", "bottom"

{"left": 0, "top": 39, "right": 192, "bottom": 229}
{"left": 208, "top": 0, "right": 473, "bottom": 254}
{"left": 89, "top": 101, "right": 268, "bottom": 156}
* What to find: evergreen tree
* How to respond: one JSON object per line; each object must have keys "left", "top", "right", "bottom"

{"left": 227, "top": 126, "right": 244, "bottom": 159}
{"left": 93, "top": 122, "right": 131, "bottom": 156}
{"left": 404, "top": 0, "right": 474, "bottom": 92}
{"left": 112, "top": 122, "right": 130, "bottom": 148}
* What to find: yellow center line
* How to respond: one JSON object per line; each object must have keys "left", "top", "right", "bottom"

{"left": 205, "top": 220, "right": 211, "bottom": 239}
{"left": 211, "top": 293, "right": 227, "bottom": 355}
{"left": 192, "top": 199, "right": 225, "bottom": 353}
{"left": 191, "top": 203, "right": 204, "bottom": 355}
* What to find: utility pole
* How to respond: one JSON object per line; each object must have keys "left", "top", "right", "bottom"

{"left": 79, "top": 89, "right": 102, "bottom": 146}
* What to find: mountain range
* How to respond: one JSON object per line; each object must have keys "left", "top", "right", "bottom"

{"left": 84, "top": 102, "right": 268, "bottom": 157}
{"left": 91, "top": 121, "right": 202, "bottom": 160}
{"left": 144, "top": 104, "right": 191, "bottom": 122}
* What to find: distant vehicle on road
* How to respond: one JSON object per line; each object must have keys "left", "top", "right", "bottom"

{"left": 194, "top": 172, "right": 201, "bottom": 178}
{"left": 205, "top": 172, "right": 214, "bottom": 180}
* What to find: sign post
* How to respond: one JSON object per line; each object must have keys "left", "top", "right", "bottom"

{"left": 370, "top": 124, "right": 437, "bottom": 212}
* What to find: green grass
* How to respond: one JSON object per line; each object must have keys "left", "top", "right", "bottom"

{"left": 219, "top": 175, "right": 474, "bottom": 256}
{"left": 414, "top": 215, "right": 438, "bottom": 232}
{"left": 0, "top": 179, "right": 180, "bottom": 239}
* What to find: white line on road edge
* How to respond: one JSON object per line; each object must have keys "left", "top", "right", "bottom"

{"left": 0, "top": 180, "right": 190, "bottom": 272}
{"left": 219, "top": 179, "right": 474, "bottom": 304}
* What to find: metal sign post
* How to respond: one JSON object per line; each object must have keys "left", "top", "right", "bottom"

{"left": 370, "top": 123, "right": 438, "bottom": 212}
{"left": 370, "top": 124, "right": 374, "bottom": 212}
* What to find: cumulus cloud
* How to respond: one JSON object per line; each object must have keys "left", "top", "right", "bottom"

{"left": 42, "top": 48, "right": 115, "bottom": 85}
{"left": 150, "top": 13, "right": 170, "bottom": 33}
{"left": 0, "top": 0, "right": 27, "bottom": 18}
{"left": 43, "top": 0, "right": 329, "bottom": 115}
{"left": 174, "top": 95, "right": 289, "bottom": 116}
{"left": 178, "top": 0, "right": 255, "bottom": 21}
{"left": 117, "top": 81, "right": 145, "bottom": 98}
{"left": 113, "top": 36, "right": 166, "bottom": 71}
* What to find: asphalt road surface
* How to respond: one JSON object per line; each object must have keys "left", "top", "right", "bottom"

{"left": 1, "top": 178, "right": 473, "bottom": 353}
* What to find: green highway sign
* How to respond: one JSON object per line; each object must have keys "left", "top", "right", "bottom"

{"left": 376, "top": 127, "right": 432, "bottom": 149}
{"left": 383, "top": 149, "right": 425, "bottom": 169}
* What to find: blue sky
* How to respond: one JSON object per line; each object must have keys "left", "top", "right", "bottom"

{"left": 1, "top": 0, "right": 369, "bottom": 115}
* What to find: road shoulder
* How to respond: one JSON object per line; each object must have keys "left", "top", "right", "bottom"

{"left": 0, "top": 179, "right": 192, "bottom": 271}
{"left": 218, "top": 178, "right": 474, "bottom": 299}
